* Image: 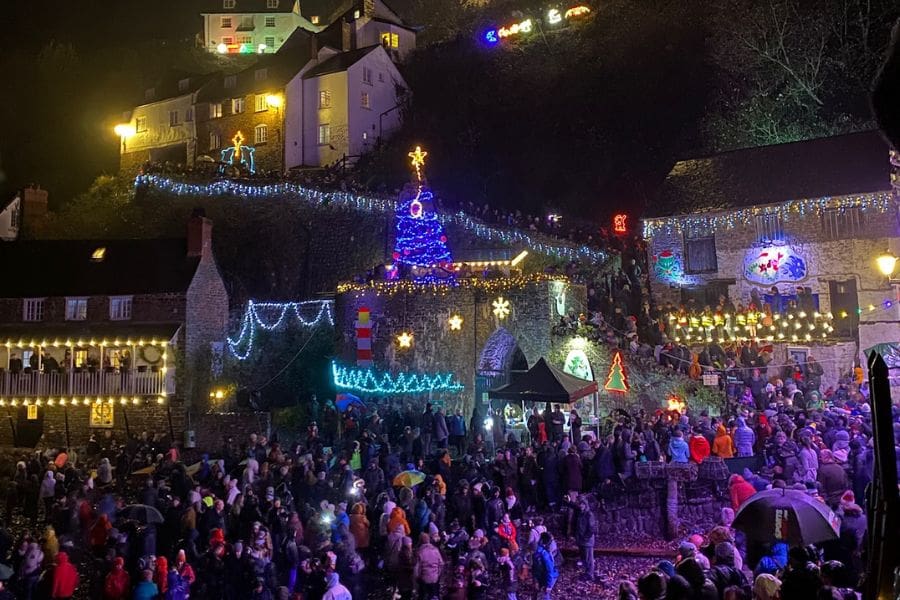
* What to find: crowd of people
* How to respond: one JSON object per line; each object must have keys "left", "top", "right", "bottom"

{"left": 0, "top": 376, "right": 887, "bottom": 600}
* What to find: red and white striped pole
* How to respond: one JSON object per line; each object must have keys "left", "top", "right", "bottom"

{"left": 356, "top": 307, "right": 373, "bottom": 367}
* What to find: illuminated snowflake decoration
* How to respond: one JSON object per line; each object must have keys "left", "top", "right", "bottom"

{"left": 492, "top": 297, "right": 511, "bottom": 320}
{"left": 448, "top": 315, "right": 464, "bottom": 331}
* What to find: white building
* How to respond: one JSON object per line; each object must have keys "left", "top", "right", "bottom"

{"left": 0, "top": 195, "right": 20, "bottom": 241}
{"left": 118, "top": 75, "right": 214, "bottom": 171}
{"left": 285, "top": 44, "right": 406, "bottom": 168}
{"left": 200, "top": 0, "right": 416, "bottom": 60}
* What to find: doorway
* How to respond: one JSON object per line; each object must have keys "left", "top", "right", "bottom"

{"left": 829, "top": 279, "right": 859, "bottom": 340}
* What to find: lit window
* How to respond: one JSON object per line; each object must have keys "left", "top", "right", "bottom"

{"left": 380, "top": 32, "right": 399, "bottom": 48}
{"left": 144, "top": 87, "right": 155, "bottom": 101}
{"left": 361, "top": 92, "right": 370, "bottom": 109}
{"left": 223, "top": 0, "right": 236, "bottom": 8}
{"left": 319, "top": 90, "right": 331, "bottom": 109}
{"left": 362, "top": 131, "right": 369, "bottom": 142}
{"left": 265, "top": 16, "right": 276, "bottom": 27}
{"left": 185, "top": 108, "right": 194, "bottom": 122}
{"left": 224, "top": 75, "right": 237, "bottom": 89}
{"left": 210, "top": 132, "right": 222, "bottom": 150}
{"left": 210, "top": 102, "right": 223, "bottom": 119}
{"left": 110, "top": 296, "right": 133, "bottom": 321}
{"left": 255, "top": 95, "right": 268, "bottom": 112}
{"left": 754, "top": 213, "right": 784, "bottom": 243}
{"left": 238, "top": 35, "right": 253, "bottom": 44}
{"left": 221, "top": 16, "right": 232, "bottom": 28}
{"left": 255, "top": 68, "right": 268, "bottom": 81}
{"left": 135, "top": 116, "right": 148, "bottom": 132}
{"left": 310, "top": 15, "right": 319, "bottom": 24}
{"left": 169, "top": 110, "right": 180, "bottom": 127}
{"left": 318, "top": 124, "right": 331, "bottom": 145}
{"left": 267, "top": 0, "right": 279, "bottom": 7}
{"left": 23, "top": 299, "right": 44, "bottom": 322}
{"left": 178, "top": 78, "right": 190, "bottom": 92}
{"left": 353, "top": 9, "right": 361, "bottom": 19}
{"left": 223, "top": 36, "right": 234, "bottom": 45}
{"left": 91, "top": 247, "right": 106, "bottom": 261}
{"left": 255, "top": 124, "right": 268, "bottom": 144}
{"left": 65, "top": 298, "right": 88, "bottom": 321}
{"left": 363, "top": 67, "right": 373, "bottom": 84}
{"left": 232, "top": 97, "right": 245, "bottom": 114}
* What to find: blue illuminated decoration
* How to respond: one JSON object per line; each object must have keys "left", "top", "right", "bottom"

{"left": 743, "top": 244, "right": 808, "bottom": 285}
{"left": 220, "top": 131, "right": 256, "bottom": 174}
{"left": 393, "top": 188, "right": 453, "bottom": 268}
{"left": 227, "top": 300, "right": 334, "bottom": 360}
{"left": 332, "top": 362, "right": 465, "bottom": 395}
{"left": 484, "top": 30, "right": 499, "bottom": 44}
{"left": 134, "top": 175, "right": 607, "bottom": 263}
{"left": 652, "top": 249, "right": 699, "bottom": 286}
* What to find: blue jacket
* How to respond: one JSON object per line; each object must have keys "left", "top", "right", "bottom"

{"left": 448, "top": 415, "right": 466, "bottom": 437}
{"left": 669, "top": 436, "right": 690, "bottom": 463}
{"left": 132, "top": 581, "right": 160, "bottom": 600}
{"left": 532, "top": 545, "right": 559, "bottom": 587}
{"left": 733, "top": 418, "right": 756, "bottom": 457}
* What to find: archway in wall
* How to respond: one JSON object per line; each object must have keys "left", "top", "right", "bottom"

{"left": 475, "top": 327, "right": 529, "bottom": 438}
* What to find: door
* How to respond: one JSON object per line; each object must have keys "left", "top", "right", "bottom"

{"left": 829, "top": 279, "right": 859, "bottom": 340}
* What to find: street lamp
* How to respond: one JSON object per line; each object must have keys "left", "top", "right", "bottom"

{"left": 265, "top": 94, "right": 283, "bottom": 109}
{"left": 113, "top": 124, "right": 135, "bottom": 138}
{"left": 876, "top": 253, "right": 898, "bottom": 279}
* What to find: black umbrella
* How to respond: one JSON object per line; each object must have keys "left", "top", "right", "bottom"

{"left": 733, "top": 488, "right": 840, "bottom": 546}
{"left": 120, "top": 504, "right": 164, "bottom": 525}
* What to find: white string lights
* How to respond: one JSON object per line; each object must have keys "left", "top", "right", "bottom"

{"left": 227, "top": 300, "right": 334, "bottom": 360}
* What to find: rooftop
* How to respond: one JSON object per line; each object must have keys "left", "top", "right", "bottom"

{"left": 650, "top": 130, "right": 893, "bottom": 218}
{"left": 302, "top": 45, "right": 379, "bottom": 78}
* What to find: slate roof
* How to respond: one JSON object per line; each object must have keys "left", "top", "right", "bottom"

{"left": 302, "top": 45, "right": 379, "bottom": 78}
{"left": 137, "top": 71, "right": 217, "bottom": 106}
{"left": 650, "top": 130, "right": 893, "bottom": 218}
{"left": 202, "top": 0, "right": 298, "bottom": 14}
{"left": 0, "top": 239, "right": 200, "bottom": 298}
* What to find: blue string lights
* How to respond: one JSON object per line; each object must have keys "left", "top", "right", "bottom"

{"left": 394, "top": 188, "right": 454, "bottom": 268}
{"left": 134, "top": 174, "right": 607, "bottom": 263}
{"left": 642, "top": 192, "right": 894, "bottom": 239}
{"left": 332, "top": 362, "right": 465, "bottom": 395}
{"left": 227, "top": 300, "right": 334, "bottom": 360}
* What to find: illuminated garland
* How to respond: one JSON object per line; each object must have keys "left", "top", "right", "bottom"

{"left": 336, "top": 273, "right": 568, "bottom": 297}
{"left": 642, "top": 192, "right": 894, "bottom": 239}
{"left": 227, "top": 300, "right": 334, "bottom": 360}
{"left": 134, "top": 175, "right": 607, "bottom": 263}
{"left": 332, "top": 362, "right": 465, "bottom": 395}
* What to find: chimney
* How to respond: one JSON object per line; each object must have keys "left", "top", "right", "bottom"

{"left": 363, "top": 0, "right": 375, "bottom": 18}
{"left": 187, "top": 207, "right": 213, "bottom": 258}
{"left": 21, "top": 185, "right": 49, "bottom": 237}
{"left": 342, "top": 21, "right": 352, "bottom": 51}
{"left": 310, "top": 31, "right": 319, "bottom": 58}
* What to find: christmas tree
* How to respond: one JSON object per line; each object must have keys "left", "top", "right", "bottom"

{"left": 392, "top": 147, "right": 453, "bottom": 269}
{"left": 604, "top": 351, "right": 629, "bottom": 393}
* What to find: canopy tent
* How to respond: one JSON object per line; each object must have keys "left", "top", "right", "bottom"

{"left": 488, "top": 357, "right": 598, "bottom": 403}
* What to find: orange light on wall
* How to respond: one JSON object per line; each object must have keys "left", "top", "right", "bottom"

{"left": 613, "top": 213, "right": 628, "bottom": 234}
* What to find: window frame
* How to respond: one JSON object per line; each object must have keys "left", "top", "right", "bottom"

{"left": 210, "top": 102, "right": 223, "bottom": 119}
{"left": 169, "top": 110, "right": 180, "bottom": 127}
{"left": 65, "top": 297, "right": 88, "bottom": 321}
{"left": 135, "top": 116, "right": 148, "bottom": 132}
{"left": 265, "top": 16, "right": 276, "bottom": 27}
{"left": 381, "top": 32, "right": 399, "bottom": 48}
{"left": 318, "top": 123, "right": 331, "bottom": 145}
{"left": 821, "top": 206, "right": 864, "bottom": 240}
{"left": 683, "top": 234, "right": 718, "bottom": 274}
{"left": 362, "top": 67, "right": 373, "bottom": 85}
{"left": 266, "top": 0, "right": 279, "bottom": 7}
{"left": 22, "top": 298, "right": 45, "bottom": 322}
{"left": 224, "top": 75, "right": 237, "bottom": 89}
{"left": 264, "top": 36, "right": 275, "bottom": 48}
{"left": 223, "top": 0, "right": 236, "bottom": 9}
{"left": 754, "top": 212, "right": 785, "bottom": 243}
{"left": 221, "top": 16, "right": 233, "bottom": 28}
{"left": 210, "top": 131, "right": 222, "bottom": 150}
{"left": 254, "top": 124, "right": 268, "bottom": 144}
{"left": 109, "top": 296, "right": 133, "bottom": 321}
{"left": 232, "top": 97, "right": 245, "bottom": 114}
{"left": 255, "top": 94, "right": 268, "bottom": 112}
{"left": 361, "top": 91, "right": 370, "bottom": 109}
{"left": 318, "top": 90, "right": 332, "bottom": 109}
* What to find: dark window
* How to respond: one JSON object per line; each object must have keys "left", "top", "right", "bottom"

{"left": 821, "top": 207, "right": 864, "bottom": 240}
{"left": 684, "top": 235, "right": 717, "bottom": 274}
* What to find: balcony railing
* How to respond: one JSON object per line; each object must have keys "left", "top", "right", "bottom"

{"left": 0, "top": 369, "right": 169, "bottom": 398}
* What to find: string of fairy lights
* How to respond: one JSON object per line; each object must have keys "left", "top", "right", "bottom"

{"left": 642, "top": 192, "right": 894, "bottom": 239}
{"left": 336, "top": 273, "right": 569, "bottom": 298}
{"left": 134, "top": 174, "right": 607, "bottom": 263}
{"left": 226, "top": 300, "right": 334, "bottom": 360}
{"left": 331, "top": 361, "right": 464, "bottom": 395}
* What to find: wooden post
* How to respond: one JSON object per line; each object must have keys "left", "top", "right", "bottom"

{"left": 864, "top": 352, "right": 900, "bottom": 599}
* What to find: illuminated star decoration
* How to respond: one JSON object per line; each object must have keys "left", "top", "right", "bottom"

{"left": 492, "top": 297, "right": 511, "bottom": 320}
{"left": 448, "top": 315, "right": 463, "bottom": 330}
{"left": 232, "top": 131, "right": 244, "bottom": 161}
{"left": 408, "top": 146, "right": 428, "bottom": 182}
{"left": 397, "top": 331, "right": 414, "bottom": 348}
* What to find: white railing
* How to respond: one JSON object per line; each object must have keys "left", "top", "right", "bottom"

{"left": 0, "top": 369, "right": 168, "bottom": 398}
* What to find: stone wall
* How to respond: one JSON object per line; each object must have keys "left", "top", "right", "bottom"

{"left": 334, "top": 279, "right": 584, "bottom": 415}
{"left": 192, "top": 411, "right": 272, "bottom": 451}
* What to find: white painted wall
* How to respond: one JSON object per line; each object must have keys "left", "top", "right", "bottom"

{"left": 346, "top": 48, "right": 405, "bottom": 157}
{"left": 202, "top": 9, "right": 314, "bottom": 53}
{"left": 122, "top": 95, "right": 197, "bottom": 164}
{"left": 0, "top": 196, "right": 20, "bottom": 242}
{"left": 302, "top": 71, "right": 349, "bottom": 167}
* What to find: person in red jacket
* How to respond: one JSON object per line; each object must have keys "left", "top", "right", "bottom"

{"left": 155, "top": 556, "right": 169, "bottom": 596}
{"left": 729, "top": 474, "right": 757, "bottom": 510}
{"left": 688, "top": 427, "right": 711, "bottom": 463}
{"left": 50, "top": 551, "right": 79, "bottom": 600}
{"left": 103, "top": 557, "right": 130, "bottom": 600}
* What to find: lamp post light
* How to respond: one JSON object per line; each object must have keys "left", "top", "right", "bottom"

{"left": 114, "top": 123, "right": 136, "bottom": 152}
{"left": 876, "top": 253, "right": 899, "bottom": 281}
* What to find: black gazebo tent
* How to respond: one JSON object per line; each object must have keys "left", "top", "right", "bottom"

{"left": 488, "top": 357, "right": 598, "bottom": 403}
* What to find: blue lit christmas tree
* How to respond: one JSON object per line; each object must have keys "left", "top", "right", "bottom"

{"left": 392, "top": 147, "right": 453, "bottom": 272}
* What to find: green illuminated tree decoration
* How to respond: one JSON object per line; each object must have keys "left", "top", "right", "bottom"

{"left": 604, "top": 351, "right": 629, "bottom": 393}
